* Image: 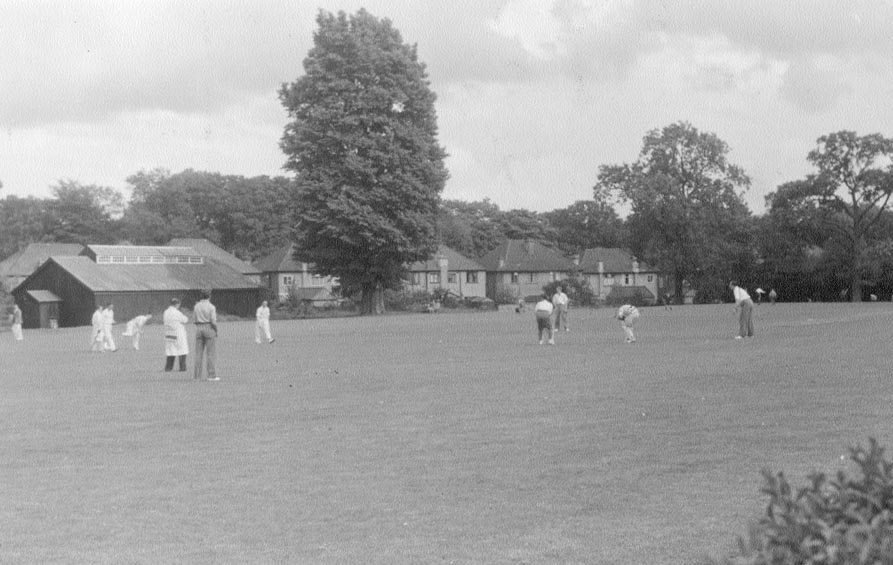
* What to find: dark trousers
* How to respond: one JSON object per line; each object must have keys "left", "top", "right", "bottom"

{"left": 165, "top": 355, "right": 187, "bottom": 371}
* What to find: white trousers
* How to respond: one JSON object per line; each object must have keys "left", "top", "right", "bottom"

{"left": 255, "top": 319, "right": 272, "bottom": 343}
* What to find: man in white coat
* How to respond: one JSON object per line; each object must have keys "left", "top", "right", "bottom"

{"left": 122, "top": 314, "right": 152, "bottom": 350}
{"left": 255, "top": 300, "right": 274, "bottom": 344}
{"left": 101, "top": 304, "right": 117, "bottom": 352}
{"left": 163, "top": 299, "right": 189, "bottom": 372}
{"left": 10, "top": 304, "right": 23, "bottom": 342}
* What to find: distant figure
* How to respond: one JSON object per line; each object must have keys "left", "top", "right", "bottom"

{"left": 840, "top": 288, "right": 849, "bottom": 302}
{"left": 729, "top": 281, "right": 754, "bottom": 339}
{"left": 871, "top": 293, "right": 878, "bottom": 302}
{"left": 616, "top": 304, "right": 640, "bottom": 343}
{"left": 515, "top": 298, "right": 525, "bottom": 314}
{"left": 754, "top": 288, "right": 765, "bottom": 303}
{"left": 662, "top": 292, "right": 673, "bottom": 310}
{"left": 163, "top": 299, "right": 189, "bottom": 372}
{"left": 122, "top": 314, "right": 152, "bottom": 350}
{"left": 90, "top": 305, "right": 104, "bottom": 351}
{"left": 534, "top": 293, "right": 555, "bottom": 345}
{"left": 101, "top": 304, "right": 117, "bottom": 352}
{"left": 10, "top": 304, "right": 23, "bottom": 342}
{"left": 768, "top": 289, "right": 777, "bottom": 304}
{"left": 552, "top": 286, "right": 569, "bottom": 332}
{"left": 255, "top": 300, "right": 274, "bottom": 344}
{"left": 193, "top": 289, "right": 219, "bottom": 381}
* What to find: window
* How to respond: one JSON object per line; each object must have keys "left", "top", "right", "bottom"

{"left": 412, "top": 272, "right": 422, "bottom": 285}
{"left": 528, "top": 273, "right": 535, "bottom": 283}
{"left": 624, "top": 274, "right": 630, "bottom": 285}
{"left": 189, "top": 256, "right": 203, "bottom": 264}
{"left": 447, "top": 272, "right": 457, "bottom": 284}
{"left": 466, "top": 272, "right": 478, "bottom": 284}
{"left": 312, "top": 274, "right": 324, "bottom": 286}
{"left": 428, "top": 273, "right": 440, "bottom": 284}
{"left": 511, "top": 272, "right": 519, "bottom": 284}
{"left": 138, "top": 256, "right": 152, "bottom": 263}
{"left": 604, "top": 274, "right": 613, "bottom": 280}
{"left": 283, "top": 275, "right": 295, "bottom": 286}
{"left": 647, "top": 274, "right": 653, "bottom": 282}
{"left": 97, "top": 256, "right": 111, "bottom": 264}
{"left": 152, "top": 256, "right": 165, "bottom": 263}
{"left": 111, "top": 255, "right": 125, "bottom": 263}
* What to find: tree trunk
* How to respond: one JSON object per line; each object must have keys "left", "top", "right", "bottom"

{"left": 851, "top": 237, "right": 864, "bottom": 302}
{"left": 359, "top": 282, "right": 385, "bottom": 315}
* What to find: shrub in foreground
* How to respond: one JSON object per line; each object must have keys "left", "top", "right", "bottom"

{"left": 707, "top": 438, "right": 893, "bottom": 564}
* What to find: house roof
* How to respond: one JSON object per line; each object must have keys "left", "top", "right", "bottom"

{"left": 253, "top": 243, "right": 304, "bottom": 273}
{"left": 29, "top": 255, "right": 260, "bottom": 292}
{"left": 407, "top": 245, "right": 484, "bottom": 272}
{"left": 167, "top": 238, "right": 262, "bottom": 275}
{"left": 0, "top": 243, "right": 85, "bottom": 277}
{"left": 578, "top": 247, "right": 657, "bottom": 273}
{"left": 290, "top": 287, "right": 337, "bottom": 301}
{"left": 476, "top": 239, "right": 571, "bottom": 272}
{"left": 84, "top": 245, "right": 199, "bottom": 258}
{"left": 26, "top": 290, "right": 62, "bottom": 302}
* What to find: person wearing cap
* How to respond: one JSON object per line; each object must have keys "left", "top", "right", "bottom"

{"left": 163, "top": 299, "right": 189, "bottom": 372}
{"left": 193, "top": 289, "right": 219, "bottom": 381}
{"left": 729, "top": 281, "right": 754, "bottom": 339}
{"left": 534, "top": 293, "right": 555, "bottom": 345}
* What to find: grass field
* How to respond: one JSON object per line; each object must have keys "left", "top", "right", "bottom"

{"left": 3, "top": 302, "right": 893, "bottom": 564}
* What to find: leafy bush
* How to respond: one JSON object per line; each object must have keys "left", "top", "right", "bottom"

{"left": 707, "top": 438, "right": 893, "bottom": 565}
{"left": 493, "top": 286, "right": 519, "bottom": 305}
{"left": 383, "top": 289, "right": 432, "bottom": 312}
{"left": 543, "top": 278, "right": 597, "bottom": 307}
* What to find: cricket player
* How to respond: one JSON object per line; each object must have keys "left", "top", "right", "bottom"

{"left": 616, "top": 304, "right": 640, "bottom": 343}
{"left": 255, "top": 300, "right": 274, "bottom": 344}
{"left": 122, "top": 314, "right": 152, "bottom": 350}
{"left": 535, "top": 293, "right": 555, "bottom": 345}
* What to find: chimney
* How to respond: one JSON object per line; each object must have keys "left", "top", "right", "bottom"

{"left": 498, "top": 258, "right": 505, "bottom": 269}
{"left": 632, "top": 256, "right": 639, "bottom": 274}
{"left": 437, "top": 252, "right": 448, "bottom": 288}
{"left": 597, "top": 261, "right": 604, "bottom": 275}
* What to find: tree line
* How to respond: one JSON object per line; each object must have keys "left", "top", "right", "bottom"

{"left": 3, "top": 8, "right": 893, "bottom": 309}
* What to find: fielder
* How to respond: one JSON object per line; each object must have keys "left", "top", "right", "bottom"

{"left": 616, "top": 304, "right": 639, "bottom": 343}
{"left": 255, "top": 300, "right": 274, "bottom": 344}
{"left": 122, "top": 314, "right": 152, "bottom": 350}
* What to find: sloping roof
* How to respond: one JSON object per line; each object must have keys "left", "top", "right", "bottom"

{"left": 476, "top": 239, "right": 571, "bottom": 272}
{"left": 35, "top": 255, "right": 260, "bottom": 292}
{"left": 408, "top": 245, "right": 485, "bottom": 272}
{"left": 578, "top": 247, "right": 657, "bottom": 273}
{"left": 606, "top": 285, "right": 656, "bottom": 300}
{"left": 253, "top": 243, "right": 304, "bottom": 273}
{"left": 26, "top": 290, "right": 62, "bottom": 302}
{"left": 0, "top": 243, "right": 85, "bottom": 277}
{"left": 167, "top": 238, "right": 262, "bottom": 275}
{"left": 85, "top": 245, "right": 199, "bottom": 258}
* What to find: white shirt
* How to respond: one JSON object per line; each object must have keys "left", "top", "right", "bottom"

{"left": 256, "top": 305, "right": 270, "bottom": 322}
{"left": 732, "top": 286, "right": 751, "bottom": 304}
{"left": 552, "top": 292, "right": 568, "bottom": 308}
{"left": 102, "top": 308, "right": 115, "bottom": 326}
{"left": 535, "top": 299, "right": 554, "bottom": 314}
{"left": 617, "top": 304, "right": 639, "bottom": 319}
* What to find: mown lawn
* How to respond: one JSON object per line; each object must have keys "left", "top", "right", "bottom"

{"left": 2, "top": 302, "right": 893, "bottom": 564}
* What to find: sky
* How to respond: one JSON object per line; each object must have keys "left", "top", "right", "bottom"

{"left": 2, "top": 1, "right": 893, "bottom": 215}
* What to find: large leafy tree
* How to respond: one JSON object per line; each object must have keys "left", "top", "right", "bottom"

{"left": 596, "top": 122, "right": 752, "bottom": 302}
{"left": 542, "top": 192, "right": 627, "bottom": 256}
{"left": 0, "top": 194, "right": 48, "bottom": 260}
{"left": 799, "top": 131, "right": 893, "bottom": 301}
{"left": 280, "top": 9, "right": 448, "bottom": 314}
{"left": 44, "top": 180, "right": 123, "bottom": 244}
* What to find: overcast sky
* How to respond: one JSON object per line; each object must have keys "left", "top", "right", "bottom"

{"left": 2, "top": 1, "right": 892, "bottom": 215}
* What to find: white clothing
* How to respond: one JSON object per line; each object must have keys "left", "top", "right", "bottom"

{"left": 732, "top": 286, "right": 751, "bottom": 305}
{"left": 11, "top": 323, "right": 22, "bottom": 341}
{"left": 255, "top": 305, "right": 273, "bottom": 343}
{"left": 90, "top": 309, "right": 104, "bottom": 351}
{"left": 101, "top": 308, "right": 116, "bottom": 351}
{"left": 163, "top": 306, "right": 189, "bottom": 356}
{"left": 617, "top": 304, "right": 640, "bottom": 342}
{"left": 535, "top": 299, "right": 554, "bottom": 314}
{"left": 123, "top": 315, "right": 152, "bottom": 350}
{"left": 552, "top": 291, "right": 568, "bottom": 308}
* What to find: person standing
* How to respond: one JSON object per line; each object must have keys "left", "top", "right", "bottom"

{"left": 163, "top": 299, "right": 189, "bottom": 372}
{"left": 254, "top": 300, "right": 274, "bottom": 344}
{"left": 193, "top": 289, "right": 218, "bottom": 381}
{"left": 90, "top": 305, "right": 104, "bottom": 351}
{"left": 101, "top": 304, "right": 117, "bottom": 352}
{"left": 122, "top": 314, "right": 152, "bottom": 350}
{"left": 534, "top": 293, "right": 555, "bottom": 345}
{"left": 552, "top": 285, "right": 569, "bottom": 332}
{"left": 616, "top": 303, "right": 640, "bottom": 343}
{"left": 729, "top": 281, "right": 754, "bottom": 339}
{"left": 10, "top": 304, "right": 23, "bottom": 341}
{"left": 768, "top": 289, "right": 777, "bottom": 304}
